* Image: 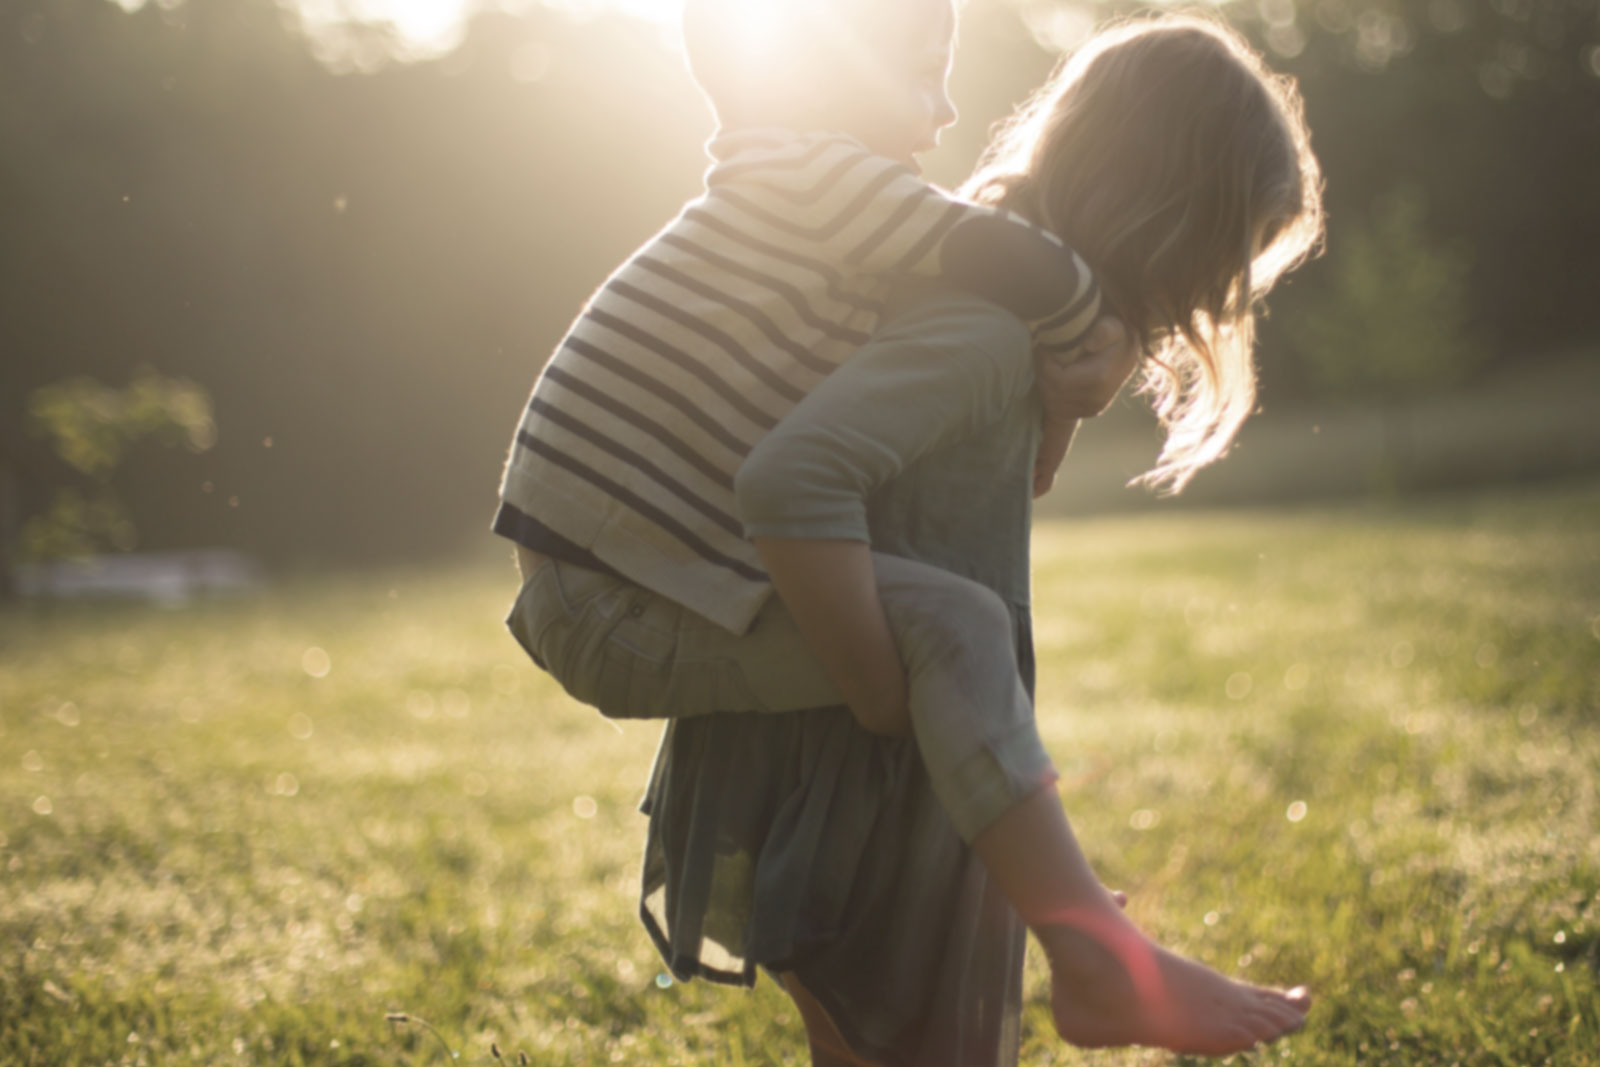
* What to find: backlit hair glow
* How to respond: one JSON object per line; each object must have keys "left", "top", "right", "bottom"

{"left": 964, "top": 15, "right": 1324, "bottom": 492}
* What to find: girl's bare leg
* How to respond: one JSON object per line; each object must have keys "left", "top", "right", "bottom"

{"left": 971, "top": 787, "right": 1312, "bottom": 1055}
{"left": 778, "top": 973, "right": 883, "bottom": 1067}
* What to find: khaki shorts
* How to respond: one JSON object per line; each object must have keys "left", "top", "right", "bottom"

{"left": 506, "top": 554, "right": 1056, "bottom": 840}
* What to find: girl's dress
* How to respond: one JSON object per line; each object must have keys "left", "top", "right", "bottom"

{"left": 637, "top": 285, "right": 1045, "bottom": 1066}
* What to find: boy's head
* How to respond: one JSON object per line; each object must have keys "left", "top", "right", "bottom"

{"left": 683, "top": 0, "right": 958, "bottom": 167}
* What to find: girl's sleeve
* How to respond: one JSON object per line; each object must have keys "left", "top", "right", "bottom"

{"left": 734, "top": 290, "right": 1035, "bottom": 542}
{"left": 711, "top": 133, "right": 1100, "bottom": 359}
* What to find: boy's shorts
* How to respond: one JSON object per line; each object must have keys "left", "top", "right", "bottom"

{"left": 505, "top": 554, "right": 1057, "bottom": 840}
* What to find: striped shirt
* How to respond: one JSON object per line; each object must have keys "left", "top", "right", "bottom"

{"left": 495, "top": 127, "right": 1098, "bottom": 633}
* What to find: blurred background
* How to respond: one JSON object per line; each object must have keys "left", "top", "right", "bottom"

{"left": 2, "top": 0, "right": 1597, "bottom": 591}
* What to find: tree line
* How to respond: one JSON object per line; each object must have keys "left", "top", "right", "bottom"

{"left": 1, "top": 0, "right": 1595, "bottom": 580}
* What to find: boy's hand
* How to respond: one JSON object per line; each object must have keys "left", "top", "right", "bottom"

{"left": 1032, "top": 317, "right": 1141, "bottom": 498}
{"left": 1036, "top": 316, "right": 1140, "bottom": 419}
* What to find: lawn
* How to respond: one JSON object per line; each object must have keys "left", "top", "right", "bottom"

{"left": 2, "top": 482, "right": 1597, "bottom": 1066}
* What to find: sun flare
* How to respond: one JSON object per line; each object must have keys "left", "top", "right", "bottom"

{"left": 274, "top": 0, "right": 692, "bottom": 66}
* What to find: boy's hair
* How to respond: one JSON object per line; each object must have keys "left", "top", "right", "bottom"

{"left": 682, "top": 0, "right": 929, "bottom": 128}
{"left": 965, "top": 15, "right": 1325, "bottom": 493}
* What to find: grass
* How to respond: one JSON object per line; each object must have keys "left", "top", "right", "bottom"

{"left": 2, "top": 481, "right": 1597, "bottom": 1066}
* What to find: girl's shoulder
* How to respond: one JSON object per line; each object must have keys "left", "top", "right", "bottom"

{"left": 876, "top": 283, "right": 1035, "bottom": 373}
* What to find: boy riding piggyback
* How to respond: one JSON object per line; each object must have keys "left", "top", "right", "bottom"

{"left": 496, "top": 0, "right": 1120, "bottom": 647}
{"left": 497, "top": 0, "right": 1133, "bottom": 908}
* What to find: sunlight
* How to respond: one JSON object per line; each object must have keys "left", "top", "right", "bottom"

{"left": 107, "top": 0, "right": 690, "bottom": 64}
{"left": 293, "top": 0, "right": 474, "bottom": 60}
{"left": 283, "top": 0, "right": 688, "bottom": 66}
{"left": 709, "top": 0, "right": 791, "bottom": 59}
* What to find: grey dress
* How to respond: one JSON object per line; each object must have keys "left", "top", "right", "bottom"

{"left": 638, "top": 285, "right": 1043, "bottom": 1066}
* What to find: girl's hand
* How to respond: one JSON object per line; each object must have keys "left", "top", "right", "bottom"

{"left": 1032, "top": 317, "right": 1141, "bottom": 498}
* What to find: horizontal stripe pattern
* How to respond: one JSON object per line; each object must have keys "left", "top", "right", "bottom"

{"left": 498, "top": 128, "right": 1100, "bottom": 633}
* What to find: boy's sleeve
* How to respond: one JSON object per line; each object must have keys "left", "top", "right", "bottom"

{"left": 710, "top": 133, "right": 1100, "bottom": 360}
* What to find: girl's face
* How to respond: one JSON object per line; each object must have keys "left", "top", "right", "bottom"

{"left": 846, "top": 0, "right": 958, "bottom": 170}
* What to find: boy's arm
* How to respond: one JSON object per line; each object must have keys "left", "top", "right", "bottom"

{"left": 714, "top": 134, "right": 1100, "bottom": 354}
{"left": 752, "top": 538, "right": 909, "bottom": 736}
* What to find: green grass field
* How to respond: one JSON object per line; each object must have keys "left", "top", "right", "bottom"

{"left": 3, "top": 482, "right": 1598, "bottom": 1066}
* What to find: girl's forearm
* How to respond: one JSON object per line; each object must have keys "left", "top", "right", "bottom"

{"left": 752, "top": 537, "right": 911, "bottom": 737}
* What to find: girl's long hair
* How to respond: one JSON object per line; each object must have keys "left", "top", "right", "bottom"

{"left": 963, "top": 15, "right": 1324, "bottom": 493}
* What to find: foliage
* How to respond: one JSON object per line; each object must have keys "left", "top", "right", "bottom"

{"left": 2, "top": 0, "right": 1597, "bottom": 562}
{"left": 20, "top": 370, "right": 215, "bottom": 562}
{"left": 1286, "top": 187, "right": 1489, "bottom": 405}
{"left": 28, "top": 370, "right": 216, "bottom": 478}
{"left": 2, "top": 484, "right": 1597, "bottom": 1065}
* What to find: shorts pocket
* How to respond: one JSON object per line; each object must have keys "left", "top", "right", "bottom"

{"left": 507, "top": 561, "right": 632, "bottom": 710}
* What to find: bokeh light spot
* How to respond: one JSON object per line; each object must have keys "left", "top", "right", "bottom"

{"left": 273, "top": 773, "right": 301, "bottom": 797}
{"left": 1225, "top": 671, "right": 1253, "bottom": 700}
{"left": 407, "top": 690, "right": 437, "bottom": 720}
{"left": 288, "top": 713, "right": 315, "bottom": 740}
{"left": 655, "top": 972, "right": 673, "bottom": 989}
{"left": 32, "top": 796, "right": 53, "bottom": 816}
{"left": 1287, "top": 800, "right": 1308, "bottom": 822}
{"left": 1478, "top": 61, "right": 1514, "bottom": 99}
{"left": 1129, "top": 808, "right": 1159, "bottom": 831}
{"left": 1283, "top": 662, "right": 1311, "bottom": 691}
{"left": 302, "top": 646, "right": 332, "bottom": 678}
{"left": 21, "top": 750, "right": 43, "bottom": 772}
{"left": 55, "top": 702, "right": 81, "bottom": 727}
{"left": 573, "top": 795, "right": 598, "bottom": 819}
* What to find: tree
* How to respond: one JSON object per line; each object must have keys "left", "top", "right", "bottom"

{"left": 1284, "top": 187, "right": 1488, "bottom": 485}
{"left": 4, "top": 371, "right": 216, "bottom": 594}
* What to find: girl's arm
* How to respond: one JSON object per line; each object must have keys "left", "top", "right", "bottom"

{"left": 1031, "top": 318, "right": 1141, "bottom": 497}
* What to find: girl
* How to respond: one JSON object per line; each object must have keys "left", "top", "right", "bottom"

{"left": 640, "top": 15, "right": 1325, "bottom": 1066}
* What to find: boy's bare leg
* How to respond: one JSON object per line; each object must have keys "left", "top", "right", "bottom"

{"left": 970, "top": 788, "right": 1312, "bottom": 1055}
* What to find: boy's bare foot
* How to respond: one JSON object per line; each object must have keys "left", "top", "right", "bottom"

{"left": 1039, "top": 906, "right": 1311, "bottom": 1055}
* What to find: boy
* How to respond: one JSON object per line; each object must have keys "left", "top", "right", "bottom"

{"left": 497, "top": 0, "right": 1125, "bottom": 780}
{"left": 498, "top": 0, "right": 1107, "bottom": 653}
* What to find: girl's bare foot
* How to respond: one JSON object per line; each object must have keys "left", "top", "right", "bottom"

{"left": 1039, "top": 906, "right": 1311, "bottom": 1055}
